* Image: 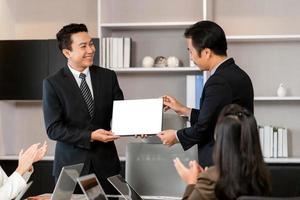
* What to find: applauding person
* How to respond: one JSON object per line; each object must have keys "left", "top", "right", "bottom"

{"left": 174, "top": 104, "right": 271, "bottom": 200}
{"left": 0, "top": 142, "right": 47, "bottom": 199}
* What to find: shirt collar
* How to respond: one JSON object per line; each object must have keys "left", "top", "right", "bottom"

{"left": 68, "top": 64, "right": 90, "bottom": 78}
{"left": 210, "top": 57, "right": 230, "bottom": 76}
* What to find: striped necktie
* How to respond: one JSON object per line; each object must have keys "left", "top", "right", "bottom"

{"left": 79, "top": 73, "right": 94, "bottom": 118}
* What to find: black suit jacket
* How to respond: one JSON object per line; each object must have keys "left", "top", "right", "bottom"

{"left": 177, "top": 58, "right": 254, "bottom": 167}
{"left": 43, "top": 65, "right": 124, "bottom": 179}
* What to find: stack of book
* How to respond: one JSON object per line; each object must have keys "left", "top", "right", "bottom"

{"left": 258, "top": 126, "right": 288, "bottom": 158}
{"left": 100, "top": 37, "right": 131, "bottom": 68}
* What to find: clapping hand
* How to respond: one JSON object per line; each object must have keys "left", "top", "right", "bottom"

{"left": 16, "top": 142, "right": 48, "bottom": 175}
{"left": 173, "top": 157, "right": 204, "bottom": 185}
{"left": 33, "top": 141, "right": 47, "bottom": 162}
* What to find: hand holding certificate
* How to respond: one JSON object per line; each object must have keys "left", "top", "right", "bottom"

{"left": 111, "top": 98, "right": 163, "bottom": 136}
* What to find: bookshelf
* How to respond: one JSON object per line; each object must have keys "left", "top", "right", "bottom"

{"left": 97, "top": 0, "right": 204, "bottom": 100}
{"left": 98, "top": 0, "right": 300, "bottom": 161}
{"left": 218, "top": 0, "right": 300, "bottom": 160}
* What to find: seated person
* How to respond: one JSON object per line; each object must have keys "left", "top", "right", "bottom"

{"left": 0, "top": 142, "right": 47, "bottom": 199}
{"left": 174, "top": 104, "right": 271, "bottom": 200}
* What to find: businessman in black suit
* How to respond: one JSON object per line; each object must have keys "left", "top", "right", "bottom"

{"left": 158, "top": 21, "right": 254, "bottom": 167}
{"left": 43, "top": 23, "right": 123, "bottom": 194}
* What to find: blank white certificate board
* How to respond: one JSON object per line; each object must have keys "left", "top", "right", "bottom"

{"left": 111, "top": 98, "right": 163, "bottom": 136}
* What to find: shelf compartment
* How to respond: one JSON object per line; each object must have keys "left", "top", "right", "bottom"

{"left": 111, "top": 67, "right": 200, "bottom": 73}
{"left": 254, "top": 97, "right": 300, "bottom": 101}
{"left": 100, "top": 22, "right": 196, "bottom": 30}
{"left": 227, "top": 35, "right": 300, "bottom": 42}
{"left": 265, "top": 157, "right": 300, "bottom": 163}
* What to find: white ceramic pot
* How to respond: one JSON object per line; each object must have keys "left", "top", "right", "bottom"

{"left": 277, "top": 83, "right": 287, "bottom": 97}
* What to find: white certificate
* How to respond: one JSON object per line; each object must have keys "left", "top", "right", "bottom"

{"left": 111, "top": 98, "right": 163, "bottom": 136}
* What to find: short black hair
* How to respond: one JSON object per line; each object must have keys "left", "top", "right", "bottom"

{"left": 56, "top": 23, "right": 88, "bottom": 51}
{"left": 184, "top": 20, "right": 227, "bottom": 56}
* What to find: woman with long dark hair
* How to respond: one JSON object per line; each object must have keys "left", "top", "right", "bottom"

{"left": 174, "top": 104, "right": 271, "bottom": 200}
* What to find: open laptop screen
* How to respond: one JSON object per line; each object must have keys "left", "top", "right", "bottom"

{"left": 77, "top": 174, "right": 108, "bottom": 200}
{"left": 51, "top": 163, "right": 84, "bottom": 200}
{"left": 107, "top": 174, "right": 143, "bottom": 200}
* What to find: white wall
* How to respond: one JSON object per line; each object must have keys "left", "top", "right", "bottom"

{"left": 0, "top": 0, "right": 16, "bottom": 39}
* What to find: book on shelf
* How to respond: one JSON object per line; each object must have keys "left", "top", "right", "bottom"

{"left": 186, "top": 74, "right": 203, "bottom": 127}
{"left": 109, "top": 37, "right": 113, "bottom": 68}
{"left": 186, "top": 75, "right": 204, "bottom": 109}
{"left": 123, "top": 37, "right": 131, "bottom": 68}
{"left": 117, "top": 37, "right": 123, "bottom": 68}
{"left": 195, "top": 75, "right": 203, "bottom": 109}
{"left": 106, "top": 38, "right": 110, "bottom": 68}
{"left": 282, "top": 128, "right": 288, "bottom": 157}
{"left": 186, "top": 75, "right": 196, "bottom": 109}
{"left": 278, "top": 128, "right": 283, "bottom": 157}
{"left": 101, "top": 38, "right": 106, "bottom": 67}
{"left": 101, "top": 37, "right": 131, "bottom": 69}
{"left": 273, "top": 129, "right": 278, "bottom": 158}
{"left": 112, "top": 37, "right": 118, "bottom": 68}
{"left": 259, "top": 125, "right": 288, "bottom": 158}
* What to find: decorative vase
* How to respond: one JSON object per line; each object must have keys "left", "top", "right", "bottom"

{"left": 142, "top": 56, "right": 154, "bottom": 68}
{"left": 167, "top": 56, "right": 179, "bottom": 67}
{"left": 154, "top": 56, "right": 167, "bottom": 67}
{"left": 277, "top": 83, "right": 286, "bottom": 97}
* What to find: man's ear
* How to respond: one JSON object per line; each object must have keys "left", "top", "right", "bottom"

{"left": 203, "top": 48, "right": 212, "bottom": 58}
{"left": 62, "top": 49, "right": 71, "bottom": 59}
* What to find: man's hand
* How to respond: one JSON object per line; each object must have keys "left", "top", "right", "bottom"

{"left": 162, "top": 95, "right": 191, "bottom": 116}
{"left": 91, "top": 129, "right": 120, "bottom": 142}
{"left": 173, "top": 157, "right": 204, "bottom": 185}
{"left": 157, "top": 129, "right": 177, "bottom": 147}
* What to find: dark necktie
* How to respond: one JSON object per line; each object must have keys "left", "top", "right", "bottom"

{"left": 79, "top": 73, "right": 94, "bottom": 118}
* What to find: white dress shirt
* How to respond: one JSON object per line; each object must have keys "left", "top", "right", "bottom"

{"left": 68, "top": 65, "right": 94, "bottom": 98}
{"left": 0, "top": 166, "right": 32, "bottom": 200}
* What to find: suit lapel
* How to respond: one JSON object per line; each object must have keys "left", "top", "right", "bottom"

{"left": 62, "top": 66, "right": 91, "bottom": 116}
{"left": 90, "top": 66, "right": 100, "bottom": 104}
{"left": 62, "top": 66, "right": 82, "bottom": 95}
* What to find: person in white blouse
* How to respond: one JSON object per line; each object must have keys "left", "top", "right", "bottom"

{"left": 0, "top": 142, "right": 47, "bottom": 199}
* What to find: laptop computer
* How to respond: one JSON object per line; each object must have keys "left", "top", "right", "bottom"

{"left": 51, "top": 163, "right": 84, "bottom": 200}
{"left": 107, "top": 174, "right": 143, "bottom": 200}
{"left": 111, "top": 98, "right": 163, "bottom": 136}
{"left": 15, "top": 181, "right": 33, "bottom": 200}
{"left": 77, "top": 173, "right": 108, "bottom": 200}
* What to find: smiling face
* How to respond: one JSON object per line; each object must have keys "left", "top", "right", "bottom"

{"left": 63, "top": 32, "right": 95, "bottom": 72}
